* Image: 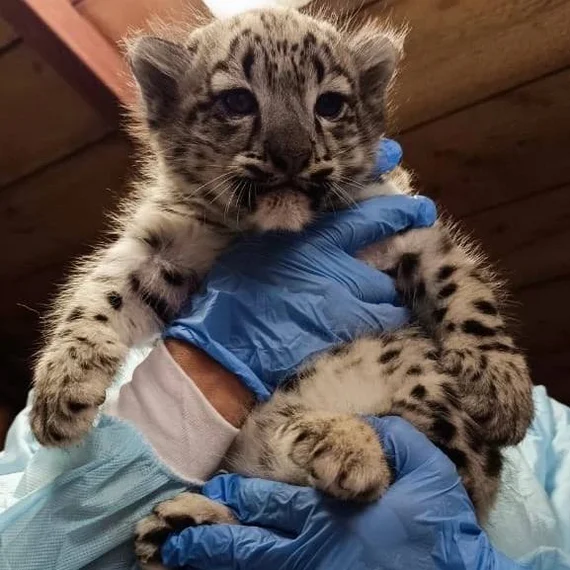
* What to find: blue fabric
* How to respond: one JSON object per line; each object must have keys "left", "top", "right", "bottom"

{"left": 165, "top": 194, "right": 437, "bottom": 399}
{"left": 161, "top": 417, "right": 527, "bottom": 570}
{"left": 0, "top": 381, "right": 569, "bottom": 569}
{"left": 0, "top": 416, "right": 189, "bottom": 570}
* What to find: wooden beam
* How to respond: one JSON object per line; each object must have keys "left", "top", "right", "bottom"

{"left": 0, "top": 42, "right": 111, "bottom": 187}
{"left": 0, "top": 16, "right": 18, "bottom": 51}
{"left": 0, "top": 134, "right": 130, "bottom": 287}
{"left": 528, "top": 350, "right": 570, "bottom": 405}
{"left": 362, "top": 0, "right": 570, "bottom": 131}
{"left": 465, "top": 183, "right": 570, "bottom": 290}
{"left": 400, "top": 67, "right": 570, "bottom": 218}
{"left": 0, "top": 0, "right": 131, "bottom": 121}
{"left": 516, "top": 276, "right": 570, "bottom": 358}
{"left": 76, "top": 0, "right": 209, "bottom": 45}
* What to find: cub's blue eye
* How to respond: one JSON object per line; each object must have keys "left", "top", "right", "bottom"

{"left": 315, "top": 92, "right": 346, "bottom": 119}
{"left": 220, "top": 89, "right": 257, "bottom": 116}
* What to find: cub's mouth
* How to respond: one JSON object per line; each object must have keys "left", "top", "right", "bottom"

{"left": 250, "top": 188, "right": 314, "bottom": 232}
{"left": 234, "top": 178, "right": 328, "bottom": 232}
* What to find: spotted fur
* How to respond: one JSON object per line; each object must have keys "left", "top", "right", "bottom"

{"left": 24, "top": 8, "right": 532, "bottom": 562}
{"left": 225, "top": 222, "right": 534, "bottom": 511}
{"left": 136, "top": 218, "right": 534, "bottom": 568}
{"left": 31, "top": 8, "right": 406, "bottom": 446}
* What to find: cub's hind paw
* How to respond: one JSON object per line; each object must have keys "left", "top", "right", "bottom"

{"left": 286, "top": 414, "right": 391, "bottom": 502}
{"left": 135, "top": 492, "right": 237, "bottom": 567}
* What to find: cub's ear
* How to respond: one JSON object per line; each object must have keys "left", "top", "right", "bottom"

{"left": 349, "top": 29, "right": 402, "bottom": 126}
{"left": 127, "top": 36, "right": 192, "bottom": 127}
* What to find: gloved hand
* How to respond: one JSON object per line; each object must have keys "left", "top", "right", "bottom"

{"left": 165, "top": 139, "right": 435, "bottom": 399}
{"left": 162, "top": 417, "right": 527, "bottom": 570}
{"left": 165, "top": 193, "right": 435, "bottom": 399}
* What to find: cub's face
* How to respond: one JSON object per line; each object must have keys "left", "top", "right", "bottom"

{"left": 129, "top": 9, "right": 400, "bottom": 231}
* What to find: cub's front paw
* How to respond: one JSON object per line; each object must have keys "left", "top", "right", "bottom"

{"left": 287, "top": 414, "right": 390, "bottom": 502}
{"left": 31, "top": 339, "right": 122, "bottom": 446}
{"left": 135, "top": 492, "right": 237, "bottom": 568}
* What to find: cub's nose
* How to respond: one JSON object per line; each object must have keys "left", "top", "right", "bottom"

{"left": 264, "top": 133, "right": 312, "bottom": 176}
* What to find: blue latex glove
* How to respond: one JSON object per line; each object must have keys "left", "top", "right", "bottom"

{"left": 166, "top": 194, "right": 436, "bottom": 399}
{"left": 162, "top": 417, "right": 528, "bottom": 570}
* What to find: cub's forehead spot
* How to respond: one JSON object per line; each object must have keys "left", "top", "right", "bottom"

{"left": 204, "top": 25, "right": 355, "bottom": 98}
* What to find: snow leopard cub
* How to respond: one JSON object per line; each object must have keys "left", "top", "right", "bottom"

{"left": 26, "top": 6, "right": 532, "bottom": 561}
{"left": 122, "top": 8, "right": 533, "bottom": 567}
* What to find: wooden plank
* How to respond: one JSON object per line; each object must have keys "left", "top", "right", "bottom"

{"left": 0, "top": 135, "right": 130, "bottom": 285}
{"left": 528, "top": 351, "right": 570, "bottom": 405}
{"left": 400, "top": 67, "right": 570, "bottom": 218}
{"left": 465, "top": 183, "right": 570, "bottom": 290}
{"left": 517, "top": 276, "right": 570, "bottom": 405}
{"left": 76, "top": 0, "right": 209, "bottom": 45}
{"left": 0, "top": 326, "right": 38, "bottom": 405}
{"left": 362, "top": 0, "right": 570, "bottom": 130}
{"left": 0, "top": 42, "right": 111, "bottom": 186}
{"left": 0, "top": 17, "right": 17, "bottom": 50}
{"left": 0, "top": 0, "right": 129, "bottom": 118}
{"left": 515, "top": 277, "right": 570, "bottom": 357}
{"left": 0, "top": 262, "right": 71, "bottom": 414}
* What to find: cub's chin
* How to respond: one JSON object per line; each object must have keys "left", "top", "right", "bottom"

{"left": 249, "top": 189, "right": 314, "bottom": 232}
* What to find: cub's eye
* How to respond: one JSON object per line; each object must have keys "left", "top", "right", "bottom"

{"left": 315, "top": 92, "right": 346, "bottom": 120}
{"left": 220, "top": 89, "right": 257, "bottom": 116}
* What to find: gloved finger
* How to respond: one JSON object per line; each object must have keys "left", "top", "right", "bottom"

{"left": 317, "top": 195, "right": 437, "bottom": 254}
{"left": 365, "top": 416, "right": 458, "bottom": 482}
{"left": 374, "top": 138, "right": 402, "bottom": 175}
{"left": 202, "top": 474, "right": 319, "bottom": 534}
{"left": 332, "top": 255, "right": 400, "bottom": 304}
{"left": 332, "top": 303, "right": 409, "bottom": 340}
{"left": 161, "top": 523, "right": 282, "bottom": 569}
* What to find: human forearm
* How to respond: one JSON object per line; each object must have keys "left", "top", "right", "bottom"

{"left": 107, "top": 341, "right": 253, "bottom": 482}
{"left": 164, "top": 339, "right": 254, "bottom": 428}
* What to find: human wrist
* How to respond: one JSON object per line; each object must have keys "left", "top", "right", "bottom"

{"left": 165, "top": 323, "right": 272, "bottom": 400}
{"left": 164, "top": 339, "right": 255, "bottom": 427}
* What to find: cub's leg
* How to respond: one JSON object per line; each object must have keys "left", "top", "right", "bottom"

{"left": 228, "top": 401, "right": 391, "bottom": 502}
{"left": 360, "top": 222, "right": 533, "bottom": 445}
{"left": 32, "top": 196, "right": 230, "bottom": 446}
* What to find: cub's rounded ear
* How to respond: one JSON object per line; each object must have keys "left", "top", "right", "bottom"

{"left": 127, "top": 36, "right": 192, "bottom": 127}
{"left": 349, "top": 28, "right": 403, "bottom": 125}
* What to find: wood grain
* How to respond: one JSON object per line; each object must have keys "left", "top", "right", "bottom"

{"left": 1, "top": 0, "right": 130, "bottom": 118}
{"left": 465, "top": 183, "right": 570, "bottom": 290}
{"left": 400, "top": 67, "right": 570, "bottom": 218}
{"left": 0, "top": 17, "right": 17, "bottom": 50}
{"left": 363, "top": 0, "right": 570, "bottom": 130}
{"left": 76, "top": 0, "right": 209, "bottom": 45}
{"left": 0, "top": 42, "right": 111, "bottom": 186}
{"left": 528, "top": 350, "right": 570, "bottom": 405}
{"left": 516, "top": 276, "right": 570, "bottom": 358}
{"left": 0, "top": 135, "right": 130, "bottom": 286}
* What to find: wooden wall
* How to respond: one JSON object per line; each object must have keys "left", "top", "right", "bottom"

{"left": 0, "top": 0, "right": 569, "bottom": 430}
{"left": 368, "top": 0, "right": 570, "bottom": 404}
{"left": 0, "top": 17, "right": 130, "bottom": 416}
